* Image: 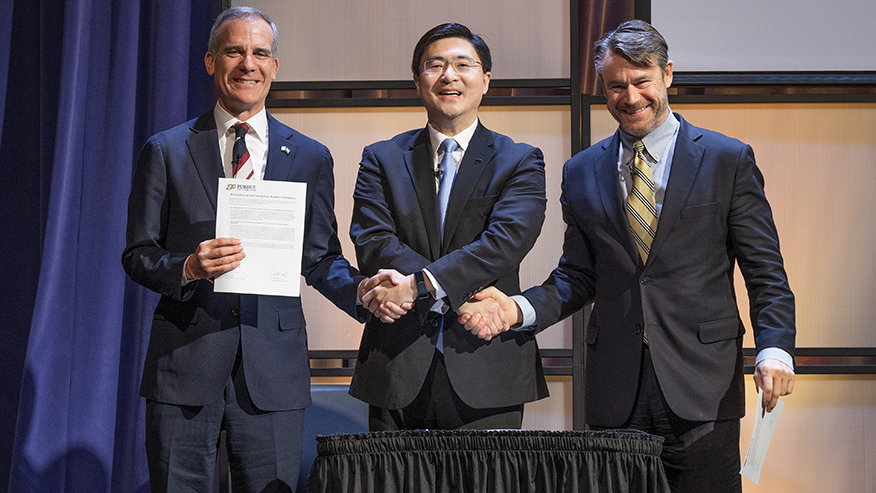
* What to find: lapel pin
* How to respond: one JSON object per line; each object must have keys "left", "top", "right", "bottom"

{"left": 280, "top": 145, "right": 290, "bottom": 155}
{"left": 474, "top": 158, "right": 482, "bottom": 164}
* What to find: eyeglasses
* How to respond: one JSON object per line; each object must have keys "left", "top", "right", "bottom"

{"left": 421, "top": 57, "right": 483, "bottom": 76}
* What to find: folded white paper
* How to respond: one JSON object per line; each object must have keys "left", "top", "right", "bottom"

{"left": 741, "top": 387, "right": 785, "bottom": 484}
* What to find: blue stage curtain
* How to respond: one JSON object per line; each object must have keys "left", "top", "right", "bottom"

{"left": 2, "top": 0, "right": 220, "bottom": 491}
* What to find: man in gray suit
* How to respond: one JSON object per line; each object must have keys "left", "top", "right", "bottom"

{"left": 462, "top": 20, "right": 795, "bottom": 492}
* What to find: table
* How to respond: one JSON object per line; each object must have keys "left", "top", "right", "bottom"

{"left": 307, "top": 429, "right": 670, "bottom": 492}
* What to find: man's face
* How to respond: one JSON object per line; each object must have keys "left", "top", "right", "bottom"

{"left": 414, "top": 37, "right": 491, "bottom": 136}
{"left": 205, "top": 17, "right": 278, "bottom": 120}
{"left": 600, "top": 50, "right": 673, "bottom": 138}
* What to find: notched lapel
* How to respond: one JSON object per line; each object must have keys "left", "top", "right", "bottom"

{"left": 442, "top": 126, "right": 494, "bottom": 248}
{"left": 596, "top": 132, "right": 640, "bottom": 266}
{"left": 264, "top": 117, "right": 298, "bottom": 181}
{"left": 405, "top": 129, "right": 441, "bottom": 260}
{"left": 187, "top": 113, "right": 223, "bottom": 212}
{"left": 648, "top": 120, "right": 704, "bottom": 262}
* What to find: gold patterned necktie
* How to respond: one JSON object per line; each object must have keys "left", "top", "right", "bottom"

{"left": 627, "top": 140, "right": 657, "bottom": 263}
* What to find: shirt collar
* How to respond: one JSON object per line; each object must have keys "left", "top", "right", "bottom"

{"left": 619, "top": 110, "right": 678, "bottom": 162}
{"left": 213, "top": 103, "right": 269, "bottom": 142}
{"left": 427, "top": 117, "right": 479, "bottom": 155}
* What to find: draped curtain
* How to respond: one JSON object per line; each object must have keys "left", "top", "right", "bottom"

{"left": 579, "top": 0, "right": 635, "bottom": 95}
{"left": 1, "top": 0, "right": 219, "bottom": 491}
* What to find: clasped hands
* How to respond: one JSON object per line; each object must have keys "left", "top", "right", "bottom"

{"left": 184, "top": 238, "right": 517, "bottom": 335}
{"left": 359, "top": 274, "right": 519, "bottom": 340}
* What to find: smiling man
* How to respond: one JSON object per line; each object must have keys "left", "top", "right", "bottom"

{"left": 461, "top": 20, "right": 796, "bottom": 492}
{"left": 122, "top": 6, "right": 399, "bottom": 492}
{"left": 348, "top": 23, "right": 548, "bottom": 431}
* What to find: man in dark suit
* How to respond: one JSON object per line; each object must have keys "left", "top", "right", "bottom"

{"left": 349, "top": 23, "right": 549, "bottom": 430}
{"left": 122, "top": 7, "right": 397, "bottom": 492}
{"left": 462, "top": 20, "right": 796, "bottom": 492}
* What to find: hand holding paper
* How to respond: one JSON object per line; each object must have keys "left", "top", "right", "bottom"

{"left": 741, "top": 387, "right": 785, "bottom": 484}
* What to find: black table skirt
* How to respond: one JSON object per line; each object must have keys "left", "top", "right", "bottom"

{"left": 307, "top": 429, "right": 670, "bottom": 493}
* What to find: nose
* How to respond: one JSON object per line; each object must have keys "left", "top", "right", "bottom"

{"left": 240, "top": 54, "right": 256, "bottom": 71}
{"left": 439, "top": 63, "right": 459, "bottom": 81}
{"left": 616, "top": 86, "right": 640, "bottom": 107}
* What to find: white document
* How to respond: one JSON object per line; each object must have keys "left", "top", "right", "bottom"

{"left": 741, "top": 388, "right": 785, "bottom": 484}
{"left": 214, "top": 178, "right": 306, "bottom": 297}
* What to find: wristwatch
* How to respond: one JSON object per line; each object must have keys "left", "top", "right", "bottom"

{"left": 414, "top": 270, "right": 430, "bottom": 300}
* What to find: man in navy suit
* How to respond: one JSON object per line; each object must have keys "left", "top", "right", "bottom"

{"left": 122, "top": 7, "right": 397, "bottom": 492}
{"left": 462, "top": 20, "right": 796, "bottom": 492}
{"left": 349, "top": 23, "right": 549, "bottom": 430}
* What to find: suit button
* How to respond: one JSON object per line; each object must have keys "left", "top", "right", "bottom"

{"left": 231, "top": 308, "right": 240, "bottom": 316}
{"left": 634, "top": 324, "right": 642, "bottom": 334}
{"left": 640, "top": 276, "right": 651, "bottom": 285}
{"left": 431, "top": 319, "right": 439, "bottom": 327}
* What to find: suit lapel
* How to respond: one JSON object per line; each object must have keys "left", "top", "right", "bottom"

{"left": 648, "top": 115, "right": 703, "bottom": 263}
{"left": 187, "top": 112, "right": 223, "bottom": 213}
{"left": 405, "top": 129, "right": 442, "bottom": 260}
{"left": 441, "top": 123, "right": 494, "bottom": 251}
{"left": 264, "top": 114, "right": 298, "bottom": 182}
{"left": 596, "top": 131, "right": 642, "bottom": 266}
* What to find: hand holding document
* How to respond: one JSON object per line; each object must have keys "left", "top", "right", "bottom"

{"left": 741, "top": 387, "right": 785, "bottom": 484}
{"left": 214, "top": 178, "right": 306, "bottom": 297}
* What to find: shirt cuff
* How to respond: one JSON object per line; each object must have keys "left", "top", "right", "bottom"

{"left": 181, "top": 255, "right": 194, "bottom": 286}
{"left": 422, "top": 268, "right": 448, "bottom": 313}
{"left": 755, "top": 347, "right": 794, "bottom": 371}
{"left": 510, "top": 295, "right": 537, "bottom": 331}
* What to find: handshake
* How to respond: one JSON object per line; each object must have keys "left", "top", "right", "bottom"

{"left": 357, "top": 270, "right": 521, "bottom": 341}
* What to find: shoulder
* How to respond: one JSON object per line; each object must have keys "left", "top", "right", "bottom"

{"left": 677, "top": 114, "right": 748, "bottom": 154}
{"left": 478, "top": 126, "right": 542, "bottom": 164}
{"left": 268, "top": 114, "right": 330, "bottom": 157}
{"left": 566, "top": 133, "right": 615, "bottom": 169}
{"left": 364, "top": 128, "right": 423, "bottom": 154}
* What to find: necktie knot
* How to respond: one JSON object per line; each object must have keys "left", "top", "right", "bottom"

{"left": 232, "top": 122, "right": 252, "bottom": 178}
{"left": 440, "top": 137, "right": 458, "bottom": 155}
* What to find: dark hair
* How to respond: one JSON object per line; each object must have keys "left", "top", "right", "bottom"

{"left": 208, "top": 6, "right": 279, "bottom": 59}
{"left": 593, "top": 20, "right": 668, "bottom": 76}
{"left": 411, "top": 23, "right": 492, "bottom": 75}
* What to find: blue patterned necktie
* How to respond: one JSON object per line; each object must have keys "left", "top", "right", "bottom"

{"left": 437, "top": 138, "right": 459, "bottom": 234}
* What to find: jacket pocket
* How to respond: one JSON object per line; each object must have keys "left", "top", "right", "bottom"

{"left": 463, "top": 194, "right": 498, "bottom": 211}
{"left": 278, "top": 307, "right": 306, "bottom": 331}
{"left": 681, "top": 202, "right": 718, "bottom": 219}
{"left": 698, "top": 317, "right": 742, "bottom": 343}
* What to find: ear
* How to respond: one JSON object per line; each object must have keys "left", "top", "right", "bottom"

{"left": 482, "top": 71, "right": 491, "bottom": 95}
{"left": 663, "top": 60, "right": 673, "bottom": 89}
{"left": 413, "top": 73, "right": 421, "bottom": 92}
{"left": 271, "top": 57, "right": 279, "bottom": 80}
{"left": 205, "top": 52, "right": 215, "bottom": 76}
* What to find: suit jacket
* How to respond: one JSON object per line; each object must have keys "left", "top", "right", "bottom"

{"left": 525, "top": 114, "right": 795, "bottom": 426}
{"left": 349, "top": 122, "right": 549, "bottom": 409}
{"left": 122, "top": 110, "right": 365, "bottom": 411}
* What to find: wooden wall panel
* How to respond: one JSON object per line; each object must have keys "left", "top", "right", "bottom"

{"left": 237, "top": 0, "right": 569, "bottom": 81}
{"left": 271, "top": 105, "right": 572, "bottom": 350}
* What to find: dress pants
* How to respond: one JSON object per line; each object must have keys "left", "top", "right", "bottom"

{"left": 369, "top": 350, "right": 524, "bottom": 431}
{"left": 145, "top": 347, "right": 304, "bottom": 493}
{"left": 612, "top": 345, "right": 743, "bottom": 493}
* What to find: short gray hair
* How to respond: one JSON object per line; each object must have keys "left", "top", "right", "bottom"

{"left": 594, "top": 20, "right": 668, "bottom": 77}
{"left": 207, "top": 6, "right": 279, "bottom": 59}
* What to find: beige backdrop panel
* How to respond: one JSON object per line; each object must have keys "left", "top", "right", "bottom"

{"left": 234, "top": 0, "right": 569, "bottom": 80}
{"left": 271, "top": 105, "right": 572, "bottom": 351}
{"left": 592, "top": 102, "right": 876, "bottom": 347}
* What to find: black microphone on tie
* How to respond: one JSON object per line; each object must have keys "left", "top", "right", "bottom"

{"left": 433, "top": 169, "right": 443, "bottom": 179}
